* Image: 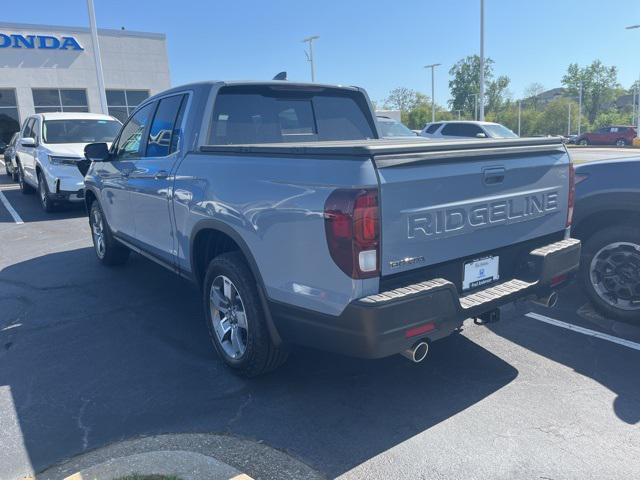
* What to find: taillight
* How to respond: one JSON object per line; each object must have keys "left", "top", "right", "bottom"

{"left": 324, "top": 188, "right": 380, "bottom": 279}
{"left": 567, "top": 163, "right": 576, "bottom": 227}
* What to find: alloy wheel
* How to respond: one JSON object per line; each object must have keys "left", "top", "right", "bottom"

{"left": 91, "top": 208, "right": 106, "bottom": 258}
{"left": 209, "top": 275, "right": 248, "bottom": 359}
{"left": 589, "top": 242, "right": 640, "bottom": 311}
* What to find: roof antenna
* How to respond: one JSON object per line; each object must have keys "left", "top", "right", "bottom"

{"left": 273, "top": 71, "right": 287, "bottom": 81}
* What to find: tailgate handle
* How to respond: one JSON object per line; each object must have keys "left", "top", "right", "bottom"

{"left": 483, "top": 167, "right": 505, "bottom": 185}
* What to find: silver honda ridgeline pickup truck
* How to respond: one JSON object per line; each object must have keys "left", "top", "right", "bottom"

{"left": 82, "top": 81, "right": 581, "bottom": 376}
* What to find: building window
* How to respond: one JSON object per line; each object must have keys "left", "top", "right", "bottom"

{"left": 32, "top": 89, "right": 89, "bottom": 113}
{"left": 107, "top": 90, "right": 150, "bottom": 123}
{"left": 0, "top": 89, "right": 20, "bottom": 146}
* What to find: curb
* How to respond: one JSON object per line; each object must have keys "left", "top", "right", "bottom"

{"left": 37, "top": 433, "right": 324, "bottom": 480}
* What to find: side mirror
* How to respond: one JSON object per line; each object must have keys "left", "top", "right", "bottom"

{"left": 84, "top": 142, "right": 111, "bottom": 162}
{"left": 21, "top": 137, "right": 36, "bottom": 147}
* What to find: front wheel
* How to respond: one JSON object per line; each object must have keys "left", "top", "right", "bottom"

{"left": 203, "top": 252, "right": 288, "bottom": 377}
{"left": 89, "top": 201, "right": 130, "bottom": 266}
{"left": 18, "top": 164, "right": 34, "bottom": 194}
{"left": 581, "top": 225, "right": 640, "bottom": 322}
{"left": 578, "top": 139, "right": 588, "bottom": 146}
{"left": 37, "top": 171, "right": 56, "bottom": 212}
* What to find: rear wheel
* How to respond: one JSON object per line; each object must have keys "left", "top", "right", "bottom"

{"left": 581, "top": 225, "right": 640, "bottom": 322}
{"left": 37, "top": 171, "right": 56, "bottom": 213}
{"left": 17, "top": 163, "right": 34, "bottom": 194}
{"left": 615, "top": 138, "right": 627, "bottom": 147}
{"left": 203, "top": 251, "right": 288, "bottom": 377}
{"left": 89, "top": 201, "right": 130, "bottom": 266}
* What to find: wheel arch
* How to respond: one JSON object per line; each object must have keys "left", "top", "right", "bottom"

{"left": 190, "top": 219, "right": 282, "bottom": 345}
{"left": 574, "top": 208, "right": 640, "bottom": 241}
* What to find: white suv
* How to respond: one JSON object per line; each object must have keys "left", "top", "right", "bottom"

{"left": 419, "top": 120, "right": 518, "bottom": 139}
{"left": 15, "top": 112, "right": 121, "bottom": 212}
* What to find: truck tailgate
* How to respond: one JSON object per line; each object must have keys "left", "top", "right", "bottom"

{"left": 375, "top": 139, "right": 570, "bottom": 277}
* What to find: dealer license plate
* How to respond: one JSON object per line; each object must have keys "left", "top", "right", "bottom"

{"left": 463, "top": 256, "right": 499, "bottom": 291}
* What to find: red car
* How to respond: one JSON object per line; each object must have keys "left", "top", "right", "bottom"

{"left": 575, "top": 125, "right": 637, "bottom": 146}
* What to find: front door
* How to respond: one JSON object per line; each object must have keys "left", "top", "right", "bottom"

{"left": 99, "top": 102, "right": 155, "bottom": 237}
{"left": 127, "top": 93, "right": 188, "bottom": 264}
{"left": 17, "top": 118, "right": 38, "bottom": 184}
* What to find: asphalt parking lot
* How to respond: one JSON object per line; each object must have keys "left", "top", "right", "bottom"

{"left": 1, "top": 154, "right": 639, "bottom": 479}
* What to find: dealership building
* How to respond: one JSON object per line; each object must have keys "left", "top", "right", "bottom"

{"left": 0, "top": 21, "right": 171, "bottom": 145}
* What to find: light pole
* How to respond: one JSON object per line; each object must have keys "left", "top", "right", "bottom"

{"left": 424, "top": 63, "right": 441, "bottom": 123}
{"left": 470, "top": 93, "right": 478, "bottom": 120}
{"left": 455, "top": 109, "right": 462, "bottom": 120}
{"left": 302, "top": 35, "right": 319, "bottom": 82}
{"left": 517, "top": 100, "right": 521, "bottom": 136}
{"left": 479, "top": 0, "right": 485, "bottom": 121}
{"left": 87, "top": 0, "right": 108, "bottom": 114}
{"left": 567, "top": 103, "right": 571, "bottom": 136}
{"left": 577, "top": 81, "right": 583, "bottom": 136}
{"left": 626, "top": 25, "right": 640, "bottom": 139}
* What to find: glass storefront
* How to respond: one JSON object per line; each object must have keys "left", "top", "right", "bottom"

{"left": 0, "top": 89, "right": 20, "bottom": 148}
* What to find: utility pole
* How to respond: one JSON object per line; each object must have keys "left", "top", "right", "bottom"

{"left": 626, "top": 25, "right": 640, "bottom": 139}
{"left": 567, "top": 103, "right": 571, "bottom": 136}
{"left": 87, "top": 0, "right": 108, "bottom": 114}
{"left": 302, "top": 35, "right": 319, "bottom": 82}
{"left": 577, "top": 81, "right": 583, "bottom": 136}
{"left": 517, "top": 100, "right": 521, "bottom": 136}
{"left": 479, "top": 0, "right": 485, "bottom": 121}
{"left": 424, "top": 63, "right": 441, "bottom": 123}
{"left": 456, "top": 109, "right": 462, "bottom": 120}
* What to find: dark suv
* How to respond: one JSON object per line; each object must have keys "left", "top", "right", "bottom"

{"left": 575, "top": 125, "right": 637, "bottom": 146}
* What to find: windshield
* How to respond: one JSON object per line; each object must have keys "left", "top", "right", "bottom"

{"left": 377, "top": 119, "right": 416, "bottom": 137}
{"left": 483, "top": 123, "right": 519, "bottom": 138}
{"left": 43, "top": 119, "right": 121, "bottom": 144}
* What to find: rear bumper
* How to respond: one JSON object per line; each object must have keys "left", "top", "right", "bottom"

{"left": 270, "top": 238, "right": 581, "bottom": 359}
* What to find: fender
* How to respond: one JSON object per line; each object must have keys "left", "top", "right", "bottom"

{"left": 189, "top": 218, "right": 283, "bottom": 346}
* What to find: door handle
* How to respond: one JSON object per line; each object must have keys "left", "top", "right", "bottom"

{"left": 154, "top": 170, "right": 169, "bottom": 180}
{"left": 483, "top": 167, "right": 505, "bottom": 185}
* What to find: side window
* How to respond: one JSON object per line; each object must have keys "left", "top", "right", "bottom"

{"left": 114, "top": 103, "right": 154, "bottom": 159}
{"left": 22, "top": 118, "right": 34, "bottom": 138}
{"left": 146, "top": 94, "right": 186, "bottom": 157}
{"left": 596, "top": 127, "right": 608, "bottom": 134}
{"left": 425, "top": 123, "right": 441, "bottom": 134}
{"left": 610, "top": 127, "right": 619, "bottom": 133}
{"left": 441, "top": 123, "right": 483, "bottom": 137}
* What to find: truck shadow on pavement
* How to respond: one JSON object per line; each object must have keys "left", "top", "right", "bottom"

{"left": 1, "top": 247, "right": 518, "bottom": 478}
{"left": 486, "top": 307, "right": 640, "bottom": 426}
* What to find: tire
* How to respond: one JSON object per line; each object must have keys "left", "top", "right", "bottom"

{"left": 11, "top": 166, "right": 19, "bottom": 182}
{"left": 578, "top": 139, "right": 588, "bottom": 146}
{"left": 615, "top": 138, "right": 627, "bottom": 147}
{"left": 89, "top": 201, "right": 130, "bottom": 266}
{"left": 37, "top": 171, "right": 56, "bottom": 213}
{"left": 203, "top": 251, "right": 288, "bottom": 377}
{"left": 4, "top": 160, "right": 10, "bottom": 177}
{"left": 17, "top": 163, "right": 34, "bottom": 194}
{"left": 580, "top": 225, "right": 640, "bottom": 322}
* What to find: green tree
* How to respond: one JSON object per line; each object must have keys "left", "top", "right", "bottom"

{"left": 591, "top": 110, "right": 633, "bottom": 130}
{"left": 448, "top": 55, "right": 511, "bottom": 117}
{"left": 562, "top": 60, "right": 620, "bottom": 123}
{"left": 523, "top": 82, "right": 545, "bottom": 110}
{"left": 383, "top": 87, "right": 428, "bottom": 113}
{"left": 538, "top": 98, "right": 580, "bottom": 136}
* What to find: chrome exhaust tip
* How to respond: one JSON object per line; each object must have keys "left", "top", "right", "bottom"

{"left": 401, "top": 341, "right": 429, "bottom": 363}
{"left": 532, "top": 291, "right": 559, "bottom": 308}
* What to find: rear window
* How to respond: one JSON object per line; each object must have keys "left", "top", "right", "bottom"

{"left": 208, "top": 86, "right": 375, "bottom": 144}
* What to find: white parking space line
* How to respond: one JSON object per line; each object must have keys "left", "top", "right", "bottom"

{"left": 0, "top": 190, "right": 24, "bottom": 224}
{"left": 526, "top": 312, "right": 640, "bottom": 352}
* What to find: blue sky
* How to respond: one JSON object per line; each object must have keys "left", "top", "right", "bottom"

{"left": 3, "top": 0, "right": 640, "bottom": 106}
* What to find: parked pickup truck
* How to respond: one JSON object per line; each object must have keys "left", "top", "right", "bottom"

{"left": 82, "top": 81, "right": 581, "bottom": 376}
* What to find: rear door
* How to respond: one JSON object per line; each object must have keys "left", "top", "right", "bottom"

{"left": 440, "top": 123, "right": 486, "bottom": 139}
{"left": 126, "top": 93, "right": 188, "bottom": 262}
{"left": 376, "top": 141, "right": 570, "bottom": 282}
